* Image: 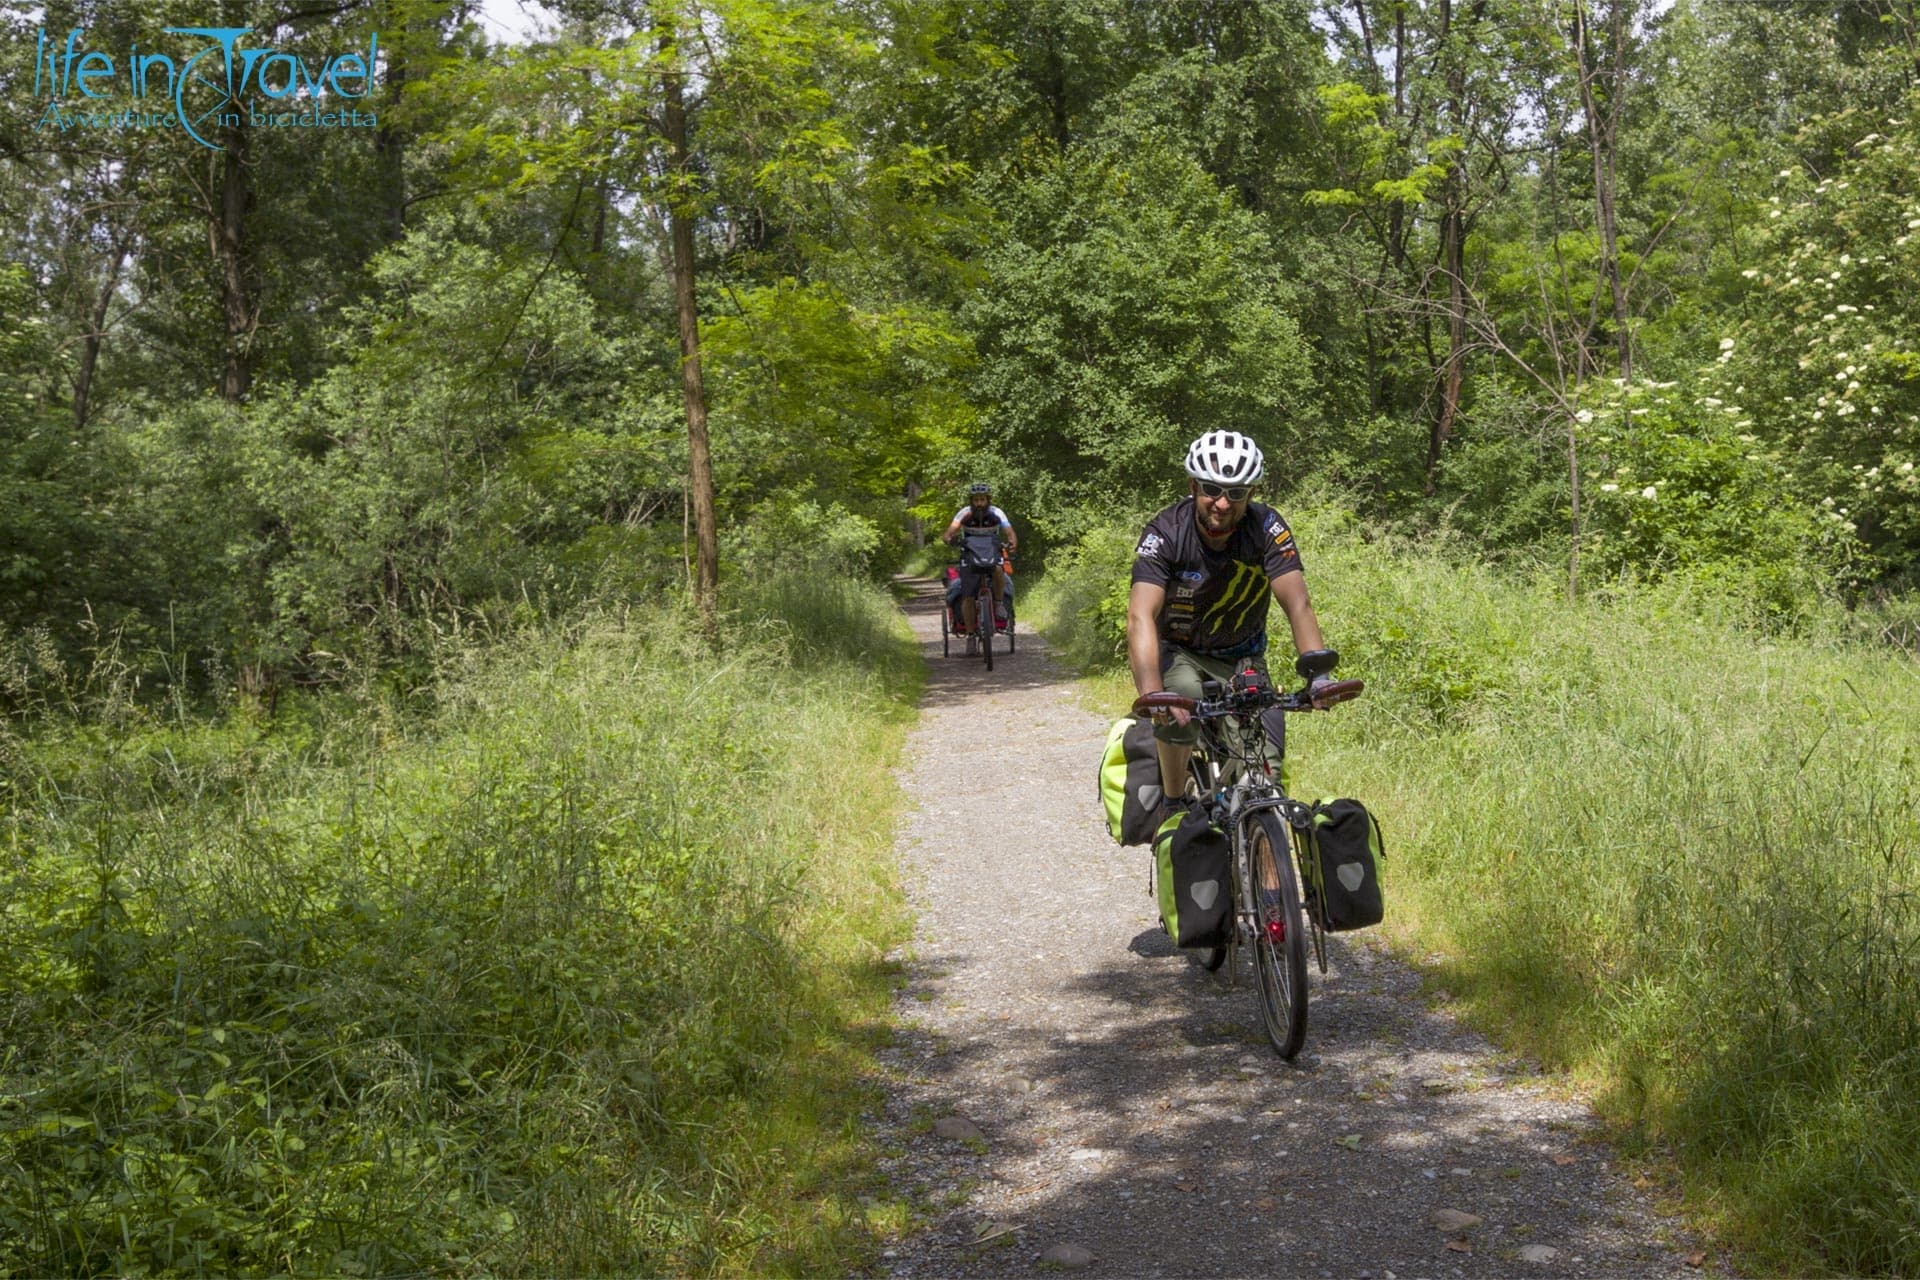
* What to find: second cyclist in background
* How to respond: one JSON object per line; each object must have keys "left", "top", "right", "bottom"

{"left": 944, "top": 481, "right": 1018, "bottom": 634}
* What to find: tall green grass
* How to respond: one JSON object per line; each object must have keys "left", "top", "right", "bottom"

{"left": 0, "top": 579, "right": 917, "bottom": 1276}
{"left": 1035, "top": 505, "right": 1920, "bottom": 1277}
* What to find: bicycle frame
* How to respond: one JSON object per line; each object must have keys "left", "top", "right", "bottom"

{"left": 954, "top": 549, "right": 1003, "bottom": 668}
{"left": 1134, "top": 672, "right": 1362, "bottom": 1057}
{"left": 1190, "top": 714, "right": 1328, "bottom": 979}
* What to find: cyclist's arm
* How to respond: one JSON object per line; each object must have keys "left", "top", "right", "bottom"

{"left": 1127, "top": 581, "right": 1168, "bottom": 695}
{"left": 1002, "top": 520, "right": 1018, "bottom": 555}
{"left": 942, "top": 515, "right": 964, "bottom": 544}
{"left": 1270, "top": 571, "right": 1326, "bottom": 658}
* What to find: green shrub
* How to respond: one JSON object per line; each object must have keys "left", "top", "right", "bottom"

{"left": 1301, "top": 537, "right": 1920, "bottom": 1276}
{"left": 1573, "top": 380, "right": 1856, "bottom": 617}
{"left": 0, "top": 581, "right": 916, "bottom": 1276}
{"left": 1022, "top": 512, "right": 1151, "bottom": 670}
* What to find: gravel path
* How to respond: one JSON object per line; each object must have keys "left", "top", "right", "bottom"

{"left": 872, "top": 578, "right": 1718, "bottom": 1279}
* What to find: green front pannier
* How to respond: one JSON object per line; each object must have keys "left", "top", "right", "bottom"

{"left": 1098, "top": 716, "right": 1165, "bottom": 845}
{"left": 1304, "top": 798, "right": 1385, "bottom": 931}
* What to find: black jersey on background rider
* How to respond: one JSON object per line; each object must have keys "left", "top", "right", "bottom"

{"left": 1130, "top": 498, "right": 1304, "bottom": 657}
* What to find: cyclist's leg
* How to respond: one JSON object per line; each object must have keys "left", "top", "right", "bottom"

{"left": 991, "top": 565, "right": 1008, "bottom": 623}
{"left": 1259, "top": 697, "right": 1287, "bottom": 782}
{"left": 958, "top": 565, "right": 982, "bottom": 630}
{"left": 1152, "top": 648, "right": 1237, "bottom": 800}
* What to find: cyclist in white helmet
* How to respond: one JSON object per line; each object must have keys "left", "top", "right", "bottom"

{"left": 1127, "top": 431, "right": 1334, "bottom": 806}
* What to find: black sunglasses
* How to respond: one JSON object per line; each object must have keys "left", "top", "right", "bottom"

{"left": 1196, "top": 481, "right": 1252, "bottom": 501}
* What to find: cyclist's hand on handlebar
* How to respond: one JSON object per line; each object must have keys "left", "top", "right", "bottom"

{"left": 1139, "top": 693, "right": 1192, "bottom": 727}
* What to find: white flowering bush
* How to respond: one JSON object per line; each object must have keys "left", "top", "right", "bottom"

{"left": 1719, "top": 97, "right": 1920, "bottom": 571}
{"left": 1576, "top": 380, "right": 1851, "bottom": 613}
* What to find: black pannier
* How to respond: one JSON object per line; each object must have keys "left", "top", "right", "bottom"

{"left": 1305, "top": 798, "right": 1385, "bottom": 932}
{"left": 1154, "top": 807, "right": 1232, "bottom": 948}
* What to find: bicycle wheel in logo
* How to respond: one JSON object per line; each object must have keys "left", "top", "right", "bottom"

{"left": 164, "top": 27, "right": 247, "bottom": 150}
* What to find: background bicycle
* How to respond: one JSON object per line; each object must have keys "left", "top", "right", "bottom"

{"left": 941, "top": 539, "right": 1015, "bottom": 668}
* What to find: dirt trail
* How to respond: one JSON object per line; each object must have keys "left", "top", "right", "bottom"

{"left": 871, "top": 577, "right": 1716, "bottom": 1279}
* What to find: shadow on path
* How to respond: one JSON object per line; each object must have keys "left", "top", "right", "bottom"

{"left": 895, "top": 575, "right": 1074, "bottom": 708}
{"left": 875, "top": 572, "right": 1710, "bottom": 1279}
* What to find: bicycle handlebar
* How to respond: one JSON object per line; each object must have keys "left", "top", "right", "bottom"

{"left": 1132, "top": 678, "right": 1364, "bottom": 719}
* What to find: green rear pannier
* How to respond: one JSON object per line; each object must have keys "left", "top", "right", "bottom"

{"left": 1098, "top": 716, "right": 1165, "bottom": 845}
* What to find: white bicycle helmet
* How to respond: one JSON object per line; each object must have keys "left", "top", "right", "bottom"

{"left": 1184, "top": 430, "right": 1264, "bottom": 486}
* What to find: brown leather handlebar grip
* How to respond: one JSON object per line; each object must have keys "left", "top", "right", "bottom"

{"left": 1309, "top": 679, "right": 1365, "bottom": 708}
{"left": 1131, "top": 690, "right": 1197, "bottom": 715}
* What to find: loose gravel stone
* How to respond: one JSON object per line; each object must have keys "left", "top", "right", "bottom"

{"left": 933, "top": 1116, "right": 985, "bottom": 1143}
{"left": 872, "top": 580, "right": 1725, "bottom": 1278}
{"left": 1039, "top": 1243, "right": 1095, "bottom": 1268}
{"left": 1431, "top": 1209, "right": 1484, "bottom": 1234}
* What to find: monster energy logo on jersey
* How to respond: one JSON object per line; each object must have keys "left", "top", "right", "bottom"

{"left": 1203, "top": 559, "right": 1268, "bottom": 636}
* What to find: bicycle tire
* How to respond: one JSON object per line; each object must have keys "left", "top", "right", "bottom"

{"left": 1244, "top": 809, "right": 1308, "bottom": 1058}
{"left": 980, "top": 584, "right": 995, "bottom": 671}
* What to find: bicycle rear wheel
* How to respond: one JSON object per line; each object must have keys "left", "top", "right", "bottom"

{"left": 1245, "top": 810, "right": 1308, "bottom": 1058}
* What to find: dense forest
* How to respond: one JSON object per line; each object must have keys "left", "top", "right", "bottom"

{"left": 4, "top": 0, "right": 1920, "bottom": 1274}
{"left": 6, "top": 0, "right": 1920, "bottom": 683}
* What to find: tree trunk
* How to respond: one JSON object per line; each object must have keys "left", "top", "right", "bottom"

{"left": 211, "top": 122, "right": 258, "bottom": 401}
{"left": 1573, "top": 0, "right": 1631, "bottom": 381}
{"left": 73, "top": 235, "right": 128, "bottom": 430}
{"left": 1044, "top": 30, "right": 1071, "bottom": 150}
{"left": 1395, "top": 1, "right": 1407, "bottom": 115}
{"left": 374, "top": 62, "right": 408, "bottom": 242}
{"left": 1427, "top": 202, "right": 1468, "bottom": 491}
{"left": 591, "top": 173, "right": 610, "bottom": 256}
{"left": 660, "top": 13, "right": 719, "bottom": 630}
{"left": 1424, "top": 0, "right": 1469, "bottom": 491}
{"left": 1567, "top": 417, "right": 1581, "bottom": 600}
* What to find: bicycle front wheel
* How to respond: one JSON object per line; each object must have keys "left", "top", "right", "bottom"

{"left": 1244, "top": 810, "right": 1308, "bottom": 1059}
{"left": 980, "top": 589, "right": 995, "bottom": 671}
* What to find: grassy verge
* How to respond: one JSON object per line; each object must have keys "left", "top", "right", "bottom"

{"left": 1030, "top": 506, "right": 1920, "bottom": 1278}
{"left": 0, "top": 578, "right": 918, "bottom": 1276}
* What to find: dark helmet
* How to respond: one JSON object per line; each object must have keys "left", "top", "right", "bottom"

{"left": 968, "top": 481, "right": 993, "bottom": 498}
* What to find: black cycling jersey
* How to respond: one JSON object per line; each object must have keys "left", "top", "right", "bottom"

{"left": 1130, "top": 498, "right": 1303, "bottom": 657}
